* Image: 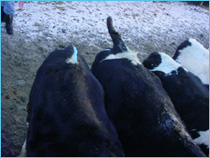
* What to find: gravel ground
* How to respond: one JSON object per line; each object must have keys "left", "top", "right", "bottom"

{"left": 1, "top": 1, "right": 209, "bottom": 157}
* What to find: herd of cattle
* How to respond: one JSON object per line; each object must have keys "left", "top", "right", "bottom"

{"left": 19, "top": 17, "right": 209, "bottom": 157}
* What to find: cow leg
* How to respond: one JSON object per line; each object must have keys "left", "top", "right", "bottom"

{"left": 18, "top": 139, "right": 27, "bottom": 157}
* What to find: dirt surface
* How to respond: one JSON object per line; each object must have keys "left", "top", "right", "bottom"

{"left": 1, "top": 1, "right": 209, "bottom": 157}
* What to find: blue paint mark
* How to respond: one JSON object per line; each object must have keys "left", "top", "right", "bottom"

{"left": 174, "top": 69, "right": 178, "bottom": 75}
{"left": 73, "top": 45, "right": 78, "bottom": 62}
{"left": 102, "top": 49, "right": 111, "bottom": 52}
{"left": 167, "top": 73, "right": 172, "bottom": 76}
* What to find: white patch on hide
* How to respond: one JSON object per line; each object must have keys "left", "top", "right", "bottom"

{"left": 194, "top": 129, "right": 209, "bottom": 147}
{"left": 101, "top": 51, "right": 141, "bottom": 66}
{"left": 151, "top": 52, "right": 185, "bottom": 76}
{"left": 176, "top": 39, "right": 209, "bottom": 84}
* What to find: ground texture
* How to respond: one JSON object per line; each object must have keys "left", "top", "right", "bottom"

{"left": 1, "top": 1, "right": 209, "bottom": 157}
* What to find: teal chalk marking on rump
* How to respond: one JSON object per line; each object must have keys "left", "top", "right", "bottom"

{"left": 102, "top": 49, "right": 111, "bottom": 52}
{"left": 73, "top": 45, "right": 78, "bottom": 62}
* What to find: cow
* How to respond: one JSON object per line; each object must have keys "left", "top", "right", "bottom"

{"left": 143, "top": 52, "right": 209, "bottom": 155}
{"left": 173, "top": 38, "right": 209, "bottom": 89}
{"left": 91, "top": 17, "right": 206, "bottom": 157}
{"left": 21, "top": 44, "right": 125, "bottom": 157}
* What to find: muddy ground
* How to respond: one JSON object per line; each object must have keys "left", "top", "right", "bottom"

{"left": 1, "top": 1, "right": 209, "bottom": 157}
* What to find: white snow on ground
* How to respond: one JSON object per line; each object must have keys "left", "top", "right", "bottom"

{"left": 9, "top": 1, "right": 209, "bottom": 60}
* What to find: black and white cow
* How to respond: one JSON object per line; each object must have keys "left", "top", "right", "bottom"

{"left": 143, "top": 52, "right": 209, "bottom": 155}
{"left": 22, "top": 45, "right": 125, "bottom": 157}
{"left": 173, "top": 38, "right": 209, "bottom": 89}
{"left": 91, "top": 17, "right": 206, "bottom": 157}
